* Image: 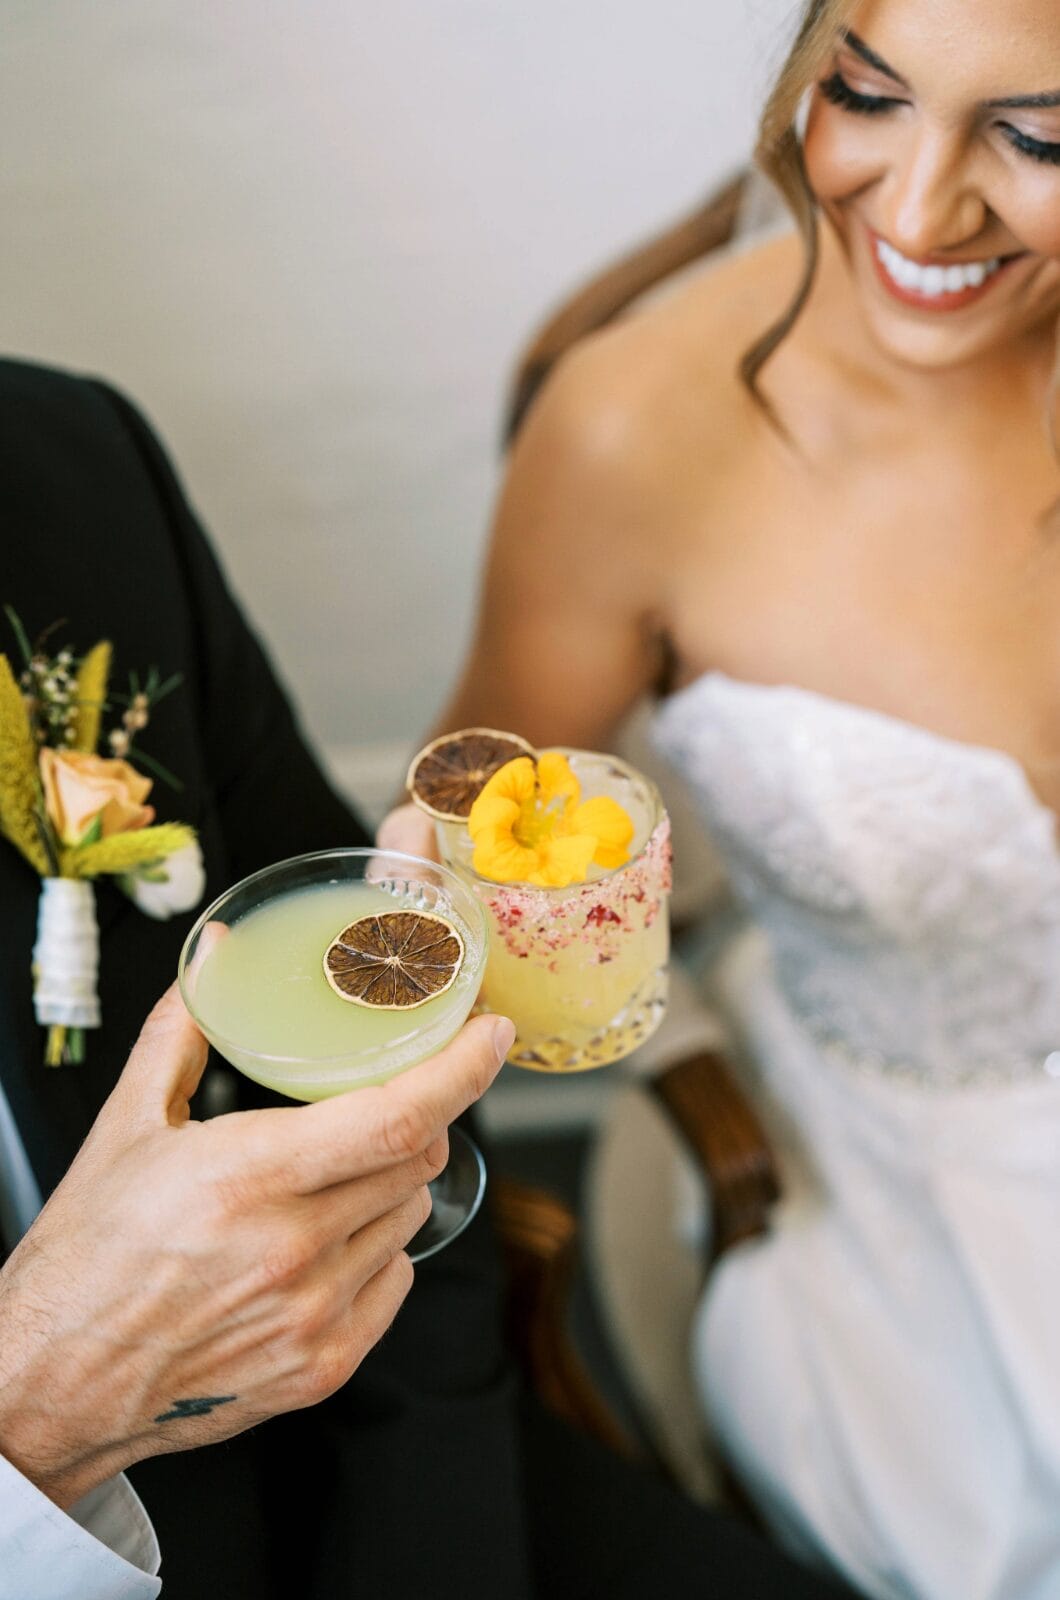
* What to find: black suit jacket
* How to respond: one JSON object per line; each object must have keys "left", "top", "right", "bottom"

{"left": 0, "top": 359, "right": 531, "bottom": 1599}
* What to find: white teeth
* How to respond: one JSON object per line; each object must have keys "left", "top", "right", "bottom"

{"left": 875, "top": 237, "right": 1001, "bottom": 297}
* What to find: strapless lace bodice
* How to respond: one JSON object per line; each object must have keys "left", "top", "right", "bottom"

{"left": 654, "top": 671, "right": 1060, "bottom": 1600}
{"left": 653, "top": 671, "right": 1060, "bottom": 1088}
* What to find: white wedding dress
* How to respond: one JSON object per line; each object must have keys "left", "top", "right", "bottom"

{"left": 652, "top": 669, "right": 1060, "bottom": 1600}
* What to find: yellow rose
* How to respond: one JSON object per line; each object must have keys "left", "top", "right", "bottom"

{"left": 40, "top": 748, "right": 155, "bottom": 846}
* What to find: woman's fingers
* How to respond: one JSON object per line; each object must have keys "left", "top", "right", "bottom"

{"left": 376, "top": 802, "right": 440, "bottom": 861}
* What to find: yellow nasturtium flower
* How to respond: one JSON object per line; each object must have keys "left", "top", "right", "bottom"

{"left": 468, "top": 752, "right": 634, "bottom": 887}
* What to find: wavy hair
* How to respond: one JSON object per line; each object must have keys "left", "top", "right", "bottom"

{"left": 740, "top": 0, "right": 857, "bottom": 403}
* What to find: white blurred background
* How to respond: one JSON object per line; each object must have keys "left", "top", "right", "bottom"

{"left": 0, "top": 0, "right": 795, "bottom": 817}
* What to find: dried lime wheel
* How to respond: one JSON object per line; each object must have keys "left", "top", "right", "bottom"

{"left": 323, "top": 911, "right": 465, "bottom": 1010}
{"left": 407, "top": 727, "right": 535, "bottom": 821}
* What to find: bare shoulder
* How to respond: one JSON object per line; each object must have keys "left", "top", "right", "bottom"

{"left": 452, "top": 232, "right": 806, "bottom": 744}
{"left": 515, "top": 228, "right": 804, "bottom": 503}
{"left": 484, "top": 225, "right": 808, "bottom": 667}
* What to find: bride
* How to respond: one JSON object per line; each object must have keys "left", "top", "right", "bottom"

{"left": 382, "top": 0, "right": 1060, "bottom": 1594}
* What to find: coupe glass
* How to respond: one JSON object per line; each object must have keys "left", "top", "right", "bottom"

{"left": 179, "top": 847, "right": 489, "bottom": 1261}
{"left": 438, "top": 750, "right": 672, "bottom": 1072}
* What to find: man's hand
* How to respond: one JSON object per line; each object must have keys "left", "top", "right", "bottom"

{"left": 0, "top": 984, "right": 513, "bottom": 1510}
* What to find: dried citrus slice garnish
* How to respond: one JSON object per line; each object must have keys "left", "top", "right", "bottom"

{"left": 323, "top": 910, "right": 465, "bottom": 1009}
{"left": 406, "top": 728, "right": 535, "bottom": 821}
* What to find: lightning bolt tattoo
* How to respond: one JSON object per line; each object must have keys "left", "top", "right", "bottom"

{"left": 154, "top": 1396, "right": 238, "bottom": 1423}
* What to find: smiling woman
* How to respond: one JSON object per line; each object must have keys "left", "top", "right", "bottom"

{"left": 741, "top": 0, "right": 1060, "bottom": 400}
{"left": 792, "top": 0, "right": 1060, "bottom": 376}
{"left": 375, "top": 0, "right": 1060, "bottom": 1595}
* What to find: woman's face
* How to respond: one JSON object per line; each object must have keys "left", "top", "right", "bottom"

{"left": 803, "top": 0, "right": 1060, "bottom": 372}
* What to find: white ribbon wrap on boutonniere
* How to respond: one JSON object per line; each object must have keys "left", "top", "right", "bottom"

{"left": 32, "top": 877, "right": 102, "bottom": 1029}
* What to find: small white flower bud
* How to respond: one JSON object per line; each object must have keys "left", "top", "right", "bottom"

{"left": 123, "top": 842, "right": 206, "bottom": 921}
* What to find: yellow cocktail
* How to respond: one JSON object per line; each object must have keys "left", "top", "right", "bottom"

{"left": 435, "top": 749, "right": 672, "bottom": 1072}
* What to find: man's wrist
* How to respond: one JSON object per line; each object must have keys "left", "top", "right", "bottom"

{"left": 0, "top": 1383, "right": 134, "bottom": 1514}
{"left": 43, "top": 1458, "right": 136, "bottom": 1515}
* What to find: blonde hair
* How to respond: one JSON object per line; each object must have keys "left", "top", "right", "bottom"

{"left": 741, "top": 0, "right": 858, "bottom": 402}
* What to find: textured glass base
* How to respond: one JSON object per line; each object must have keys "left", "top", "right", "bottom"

{"left": 407, "top": 1125, "right": 487, "bottom": 1262}
{"left": 505, "top": 967, "right": 669, "bottom": 1073}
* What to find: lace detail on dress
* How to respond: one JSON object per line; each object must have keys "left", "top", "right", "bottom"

{"left": 653, "top": 673, "right": 1060, "bottom": 1089}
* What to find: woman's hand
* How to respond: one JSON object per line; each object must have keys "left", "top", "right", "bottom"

{"left": 0, "top": 982, "right": 512, "bottom": 1510}
{"left": 376, "top": 802, "right": 439, "bottom": 861}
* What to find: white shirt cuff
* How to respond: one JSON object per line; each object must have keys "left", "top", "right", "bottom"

{"left": 0, "top": 1451, "right": 160, "bottom": 1599}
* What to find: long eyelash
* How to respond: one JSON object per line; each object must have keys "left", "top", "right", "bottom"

{"left": 820, "top": 72, "right": 1060, "bottom": 168}
{"left": 1002, "top": 126, "right": 1060, "bottom": 166}
{"left": 819, "top": 71, "right": 898, "bottom": 117}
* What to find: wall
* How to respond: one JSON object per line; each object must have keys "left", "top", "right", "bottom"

{"left": 0, "top": 0, "right": 795, "bottom": 805}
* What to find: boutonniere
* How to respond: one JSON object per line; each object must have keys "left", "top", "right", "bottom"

{"left": 1, "top": 608, "right": 204, "bottom": 1066}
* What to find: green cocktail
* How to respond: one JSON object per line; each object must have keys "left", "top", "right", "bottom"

{"left": 179, "top": 848, "right": 490, "bottom": 1259}
{"left": 188, "top": 880, "right": 482, "bottom": 1099}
